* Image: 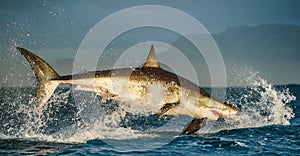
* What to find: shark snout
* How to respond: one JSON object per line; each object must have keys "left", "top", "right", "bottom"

{"left": 221, "top": 103, "right": 238, "bottom": 118}
{"left": 208, "top": 100, "right": 238, "bottom": 119}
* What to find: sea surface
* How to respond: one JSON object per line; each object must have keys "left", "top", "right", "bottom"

{"left": 0, "top": 82, "right": 299, "bottom": 155}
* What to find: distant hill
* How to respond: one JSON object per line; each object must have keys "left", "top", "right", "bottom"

{"left": 213, "top": 24, "right": 300, "bottom": 62}
{"left": 210, "top": 24, "right": 300, "bottom": 85}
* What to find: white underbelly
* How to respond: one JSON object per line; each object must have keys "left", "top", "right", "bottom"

{"left": 61, "top": 77, "right": 183, "bottom": 115}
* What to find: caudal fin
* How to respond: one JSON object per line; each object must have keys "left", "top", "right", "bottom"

{"left": 17, "top": 47, "right": 61, "bottom": 109}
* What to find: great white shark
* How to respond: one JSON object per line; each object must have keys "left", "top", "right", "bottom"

{"left": 17, "top": 46, "right": 238, "bottom": 135}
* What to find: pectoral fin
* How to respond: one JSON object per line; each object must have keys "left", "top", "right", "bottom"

{"left": 157, "top": 102, "right": 179, "bottom": 118}
{"left": 181, "top": 118, "right": 207, "bottom": 135}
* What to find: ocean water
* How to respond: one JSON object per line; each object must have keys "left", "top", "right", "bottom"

{"left": 0, "top": 74, "right": 299, "bottom": 155}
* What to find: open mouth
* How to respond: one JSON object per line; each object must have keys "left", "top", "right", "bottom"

{"left": 210, "top": 110, "right": 224, "bottom": 117}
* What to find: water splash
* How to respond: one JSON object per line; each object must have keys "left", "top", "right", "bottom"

{"left": 221, "top": 67, "right": 295, "bottom": 130}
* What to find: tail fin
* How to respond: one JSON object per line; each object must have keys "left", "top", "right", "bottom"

{"left": 17, "top": 47, "right": 61, "bottom": 108}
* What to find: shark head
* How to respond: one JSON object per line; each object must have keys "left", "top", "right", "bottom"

{"left": 206, "top": 100, "right": 238, "bottom": 120}
{"left": 219, "top": 102, "right": 239, "bottom": 118}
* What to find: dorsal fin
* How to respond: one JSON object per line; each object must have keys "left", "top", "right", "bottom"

{"left": 143, "top": 45, "right": 160, "bottom": 68}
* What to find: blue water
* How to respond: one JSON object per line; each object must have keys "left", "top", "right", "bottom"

{"left": 0, "top": 83, "right": 299, "bottom": 155}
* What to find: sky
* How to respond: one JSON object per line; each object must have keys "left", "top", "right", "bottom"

{"left": 0, "top": 0, "right": 300, "bottom": 87}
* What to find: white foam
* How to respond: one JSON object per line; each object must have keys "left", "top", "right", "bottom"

{"left": 222, "top": 67, "right": 295, "bottom": 130}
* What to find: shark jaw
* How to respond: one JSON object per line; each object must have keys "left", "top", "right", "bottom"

{"left": 17, "top": 45, "right": 238, "bottom": 135}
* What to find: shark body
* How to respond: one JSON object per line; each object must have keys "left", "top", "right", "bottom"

{"left": 17, "top": 46, "right": 238, "bottom": 134}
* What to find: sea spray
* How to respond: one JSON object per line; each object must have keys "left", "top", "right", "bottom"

{"left": 222, "top": 67, "right": 295, "bottom": 130}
